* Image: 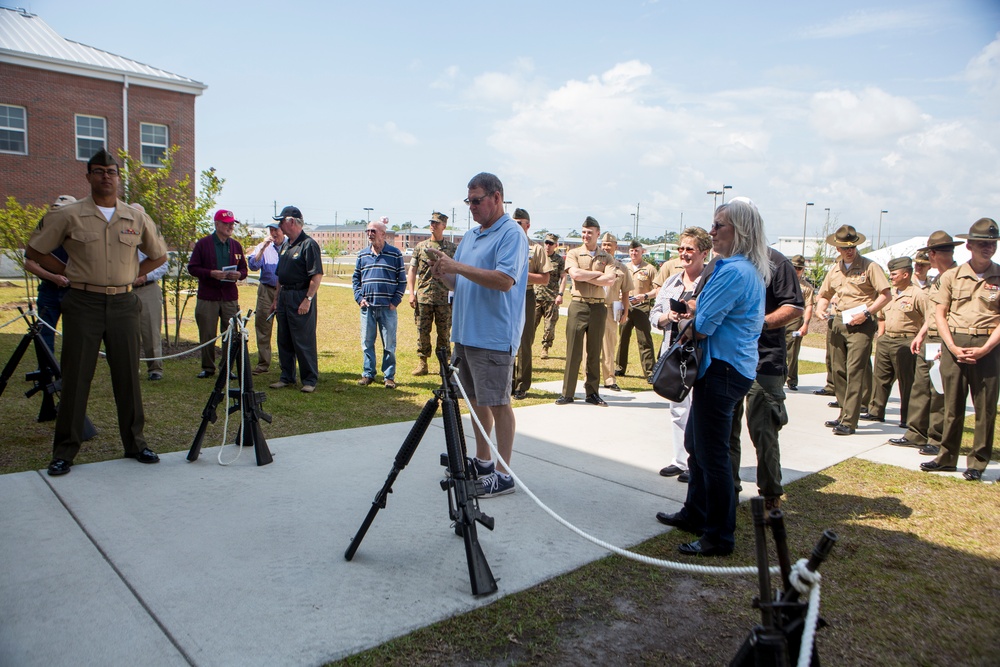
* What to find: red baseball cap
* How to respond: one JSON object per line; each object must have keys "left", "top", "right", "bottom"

{"left": 214, "top": 209, "right": 238, "bottom": 224}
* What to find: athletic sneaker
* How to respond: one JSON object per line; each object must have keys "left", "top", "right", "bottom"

{"left": 479, "top": 472, "right": 515, "bottom": 498}
{"left": 474, "top": 458, "right": 495, "bottom": 477}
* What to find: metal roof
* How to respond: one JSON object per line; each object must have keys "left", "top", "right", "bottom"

{"left": 0, "top": 7, "right": 206, "bottom": 94}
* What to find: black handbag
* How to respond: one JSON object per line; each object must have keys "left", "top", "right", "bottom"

{"left": 651, "top": 319, "right": 702, "bottom": 403}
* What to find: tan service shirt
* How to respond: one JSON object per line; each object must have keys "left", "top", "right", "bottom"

{"left": 604, "top": 259, "right": 634, "bottom": 306}
{"left": 526, "top": 241, "right": 554, "bottom": 293}
{"left": 880, "top": 283, "right": 927, "bottom": 335}
{"left": 565, "top": 245, "right": 616, "bottom": 300}
{"left": 28, "top": 196, "right": 167, "bottom": 287}
{"left": 627, "top": 261, "right": 656, "bottom": 298}
{"left": 924, "top": 262, "right": 957, "bottom": 336}
{"left": 932, "top": 262, "right": 1000, "bottom": 331}
{"left": 787, "top": 279, "right": 815, "bottom": 330}
{"left": 818, "top": 255, "right": 890, "bottom": 311}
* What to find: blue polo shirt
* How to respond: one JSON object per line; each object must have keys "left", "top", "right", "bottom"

{"left": 451, "top": 214, "right": 529, "bottom": 353}
{"left": 694, "top": 254, "right": 765, "bottom": 380}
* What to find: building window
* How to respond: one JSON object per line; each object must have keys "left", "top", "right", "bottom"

{"left": 0, "top": 104, "right": 27, "bottom": 155}
{"left": 140, "top": 123, "right": 168, "bottom": 167}
{"left": 75, "top": 114, "right": 106, "bottom": 160}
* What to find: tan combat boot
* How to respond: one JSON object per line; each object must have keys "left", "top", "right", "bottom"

{"left": 412, "top": 357, "right": 428, "bottom": 376}
{"left": 540, "top": 347, "right": 549, "bottom": 360}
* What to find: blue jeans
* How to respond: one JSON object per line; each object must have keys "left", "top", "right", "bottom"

{"left": 36, "top": 282, "right": 66, "bottom": 354}
{"left": 682, "top": 359, "right": 754, "bottom": 551}
{"left": 360, "top": 306, "right": 397, "bottom": 380}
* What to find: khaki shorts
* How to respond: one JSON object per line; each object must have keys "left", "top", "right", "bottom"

{"left": 451, "top": 343, "right": 514, "bottom": 406}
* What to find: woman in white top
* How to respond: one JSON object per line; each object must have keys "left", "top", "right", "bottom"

{"left": 649, "top": 227, "right": 712, "bottom": 481}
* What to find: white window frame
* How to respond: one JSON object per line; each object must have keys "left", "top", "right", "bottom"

{"left": 0, "top": 104, "right": 28, "bottom": 155}
{"left": 75, "top": 114, "right": 107, "bottom": 160}
{"left": 140, "top": 122, "right": 169, "bottom": 167}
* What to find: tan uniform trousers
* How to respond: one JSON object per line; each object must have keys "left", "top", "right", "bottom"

{"left": 254, "top": 283, "right": 277, "bottom": 372}
{"left": 135, "top": 281, "right": 163, "bottom": 374}
{"left": 562, "top": 300, "right": 606, "bottom": 397}
{"left": 195, "top": 299, "right": 241, "bottom": 372}
{"left": 829, "top": 314, "right": 877, "bottom": 428}
{"left": 934, "top": 332, "right": 999, "bottom": 472}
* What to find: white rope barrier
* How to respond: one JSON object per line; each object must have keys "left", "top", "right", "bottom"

{"left": 450, "top": 365, "right": 822, "bottom": 660}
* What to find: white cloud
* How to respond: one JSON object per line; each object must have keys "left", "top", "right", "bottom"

{"left": 430, "top": 65, "right": 460, "bottom": 90}
{"left": 800, "top": 9, "right": 935, "bottom": 39}
{"left": 810, "top": 87, "right": 926, "bottom": 142}
{"left": 370, "top": 121, "right": 417, "bottom": 146}
{"left": 965, "top": 34, "right": 1000, "bottom": 102}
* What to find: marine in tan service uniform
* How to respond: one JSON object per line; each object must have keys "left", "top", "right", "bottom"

{"left": 921, "top": 218, "right": 1000, "bottom": 481}
{"left": 407, "top": 212, "right": 457, "bottom": 376}
{"left": 587, "top": 232, "right": 631, "bottom": 391}
{"left": 616, "top": 240, "right": 657, "bottom": 381}
{"left": 815, "top": 225, "right": 891, "bottom": 435}
{"left": 26, "top": 149, "right": 167, "bottom": 476}
{"left": 651, "top": 255, "right": 684, "bottom": 300}
{"left": 534, "top": 232, "right": 565, "bottom": 359}
{"left": 863, "top": 257, "right": 926, "bottom": 426}
{"left": 784, "top": 254, "right": 814, "bottom": 391}
{"left": 556, "top": 216, "right": 617, "bottom": 406}
{"left": 890, "top": 233, "right": 961, "bottom": 452}
{"left": 913, "top": 250, "right": 930, "bottom": 288}
{"left": 511, "top": 209, "right": 554, "bottom": 399}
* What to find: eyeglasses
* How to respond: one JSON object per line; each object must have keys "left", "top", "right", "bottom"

{"left": 365, "top": 229, "right": 379, "bottom": 235}
{"left": 710, "top": 222, "right": 728, "bottom": 232}
{"left": 676, "top": 246, "right": 697, "bottom": 253}
{"left": 464, "top": 194, "right": 493, "bottom": 207}
{"left": 544, "top": 240, "right": 555, "bottom": 245}
{"left": 89, "top": 168, "right": 118, "bottom": 177}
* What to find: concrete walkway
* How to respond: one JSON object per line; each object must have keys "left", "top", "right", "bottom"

{"left": 0, "top": 364, "right": 991, "bottom": 667}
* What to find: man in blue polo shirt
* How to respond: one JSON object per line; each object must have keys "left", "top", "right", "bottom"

{"left": 353, "top": 218, "right": 407, "bottom": 388}
{"left": 426, "top": 172, "right": 528, "bottom": 497}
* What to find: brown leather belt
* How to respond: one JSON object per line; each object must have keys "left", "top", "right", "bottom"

{"left": 950, "top": 327, "right": 996, "bottom": 336}
{"left": 70, "top": 283, "right": 132, "bottom": 295}
{"left": 573, "top": 297, "right": 606, "bottom": 304}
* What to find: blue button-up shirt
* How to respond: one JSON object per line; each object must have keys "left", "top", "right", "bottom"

{"left": 694, "top": 254, "right": 765, "bottom": 381}
{"left": 248, "top": 239, "right": 281, "bottom": 287}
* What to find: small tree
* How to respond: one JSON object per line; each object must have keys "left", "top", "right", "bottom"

{"left": 120, "top": 146, "right": 224, "bottom": 345}
{"left": 0, "top": 196, "right": 47, "bottom": 273}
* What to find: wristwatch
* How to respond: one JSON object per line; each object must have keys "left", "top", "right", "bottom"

{"left": 306, "top": 295, "right": 313, "bottom": 302}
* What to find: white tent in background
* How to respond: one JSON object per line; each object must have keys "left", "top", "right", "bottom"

{"left": 864, "top": 236, "right": 971, "bottom": 273}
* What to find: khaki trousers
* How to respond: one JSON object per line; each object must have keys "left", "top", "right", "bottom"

{"left": 195, "top": 299, "right": 240, "bottom": 372}
{"left": 829, "top": 315, "right": 877, "bottom": 428}
{"left": 254, "top": 284, "right": 277, "bottom": 371}
{"left": 135, "top": 281, "right": 163, "bottom": 374}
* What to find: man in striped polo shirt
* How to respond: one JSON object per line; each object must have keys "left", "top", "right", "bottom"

{"left": 353, "top": 217, "right": 407, "bottom": 388}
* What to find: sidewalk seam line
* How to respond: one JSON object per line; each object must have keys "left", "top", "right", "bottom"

{"left": 38, "top": 469, "right": 199, "bottom": 667}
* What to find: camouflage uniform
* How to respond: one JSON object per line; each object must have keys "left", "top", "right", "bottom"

{"left": 534, "top": 251, "right": 565, "bottom": 351}
{"left": 410, "top": 237, "right": 457, "bottom": 360}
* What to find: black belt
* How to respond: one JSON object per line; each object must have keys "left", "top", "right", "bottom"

{"left": 281, "top": 283, "right": 308, "bottom": 290}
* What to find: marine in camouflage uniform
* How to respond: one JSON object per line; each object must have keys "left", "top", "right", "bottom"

{"left": 407, "top": 212, "right": 457, "bottom": 375}
{"left": 534, "top": 232, "right": 565, "bottom": 358}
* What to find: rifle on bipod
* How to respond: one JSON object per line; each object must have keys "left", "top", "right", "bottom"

{"left": 0, "top": 307, "right": 96, "bottom": 439}
{"left": 188, "top": 311, "right": 273, "bottom": 466}
{"left": 345, "top": 348, "right": 498, "bottom": 597}
{"left": 729, "top": 498, "right": 837, "bottom": 667}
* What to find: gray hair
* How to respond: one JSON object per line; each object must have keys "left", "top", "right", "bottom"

{"left": 467, "top": 172, "right": 504, "bottom": 199}
{"left": 717, "top": 199, "right": 772, "bottom": 285}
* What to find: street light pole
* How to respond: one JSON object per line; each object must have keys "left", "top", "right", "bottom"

{"left": 635, "top": 202, "right": 640, "bottom": 239}
{"left": 877, "top": 210, "right": 888, "bottom": 249}
{"left": 801, "top": 202, "right": 814, "bottom": 256}
{"left": 707, "top": 190, "right": 721, "bottom": 212}
{"left": 722, "top": 185, "right": 732, "bottom": 203}
{"left": 630, "top": 213, "right": 636, "bottom": 239}
{"left": 363, "top": 207, "right": 373, "bottom": 223}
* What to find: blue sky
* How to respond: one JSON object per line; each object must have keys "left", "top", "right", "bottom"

{"left": 18, "top": 0, "right": 1000, "bottom": 245}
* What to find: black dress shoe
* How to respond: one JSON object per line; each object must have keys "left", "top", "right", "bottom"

{"left": 604, "top": 383, "right": 621, "bottom": 392}
{"left": 898, "top": 422, "right": 907, "bottom": 429}
{"left": 659, "top": 464, "right": 684, "bottom": 477}
{"left": 678, "top": 539, "right": 733, "bottom": 557}
{"left": 196, "top": 370, "right": 215, "bottom": 379}
{"left": 554, "top": 395, "right": 574, "bottom": 405}
{"left": 920, "top": 460, "right": 956, "bottom": 472}
{"left": 824, "top": 419, "right": 841, "bottom": 428}
{"left": 677, "top": 471, "right": 690, "bottom": 483}
{"left": 813, "top": 388, "right": 832, "bottom": 395}
{"left": 888, "top": 437, "right": 921, "bottom": 448}
{"left": 615, "top": 369, "right": 625, "bottom": 377}
{"left": 827, "top": 401, "right": 840, "bottom": 408}
{"left": 919, "top": 445, "right": 940, "bottom": 456}
{"left": 655, "top": 511, "right": 702, "bottom": 535}
{"left": 963, "top": 469, "right": 983, "bottom": 481}
{"left": 125, "top": 448, "right": 160, "bottom": 464}
{"left": 786, "top": 384, "right": 798, "bottom": 391}
{"left": 832, "top": 424, "right": 855, "bottom": 436}
{"left": 859, "top": 413, "right": 884, "bottom": 422}
{"left": 512, "top": 390, "right": 527, "bottom": 400}
{"left": 47, "top": 459, "right": 71, "bottom": 476}
{"left": 585, "top": 393, "right": 608, "bottom": 407}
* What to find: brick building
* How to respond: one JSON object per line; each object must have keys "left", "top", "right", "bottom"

{"left": 0, "top": 7, "right": 206, "bottom": 208}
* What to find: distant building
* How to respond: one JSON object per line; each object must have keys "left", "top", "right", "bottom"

{"left": 0, "top": 7, "right": 206, "bottom": 207}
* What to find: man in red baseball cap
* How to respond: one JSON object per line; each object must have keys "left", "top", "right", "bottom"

{"left": 187, "top": 209, "right": 249, "bottom": 378}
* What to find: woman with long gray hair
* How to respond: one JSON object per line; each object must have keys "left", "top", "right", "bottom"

{"left": 655, "top": 197, "right": 768, "bottom": 557}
